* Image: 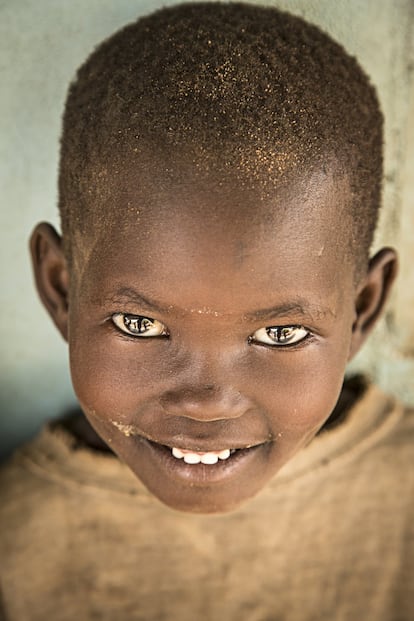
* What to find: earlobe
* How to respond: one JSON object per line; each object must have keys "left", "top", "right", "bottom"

{"left": 30, "top": 222, "right": 70, "bottom": 341}
{"left": 348, "top": 247, "right": 398, "bottom": 360}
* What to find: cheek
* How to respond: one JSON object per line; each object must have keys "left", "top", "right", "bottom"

{"left": 68, "top": 325, "right": 169, "bottom": 420}
{"left": 246, "top": 341, "right": 350, "bottom": 437}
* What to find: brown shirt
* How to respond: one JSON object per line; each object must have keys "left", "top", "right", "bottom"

{"left": 0, "top": 383, "right": 413, "bottom": 621}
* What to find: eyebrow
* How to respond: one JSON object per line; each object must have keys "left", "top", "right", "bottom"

{"left": 106, "top": 287, "right": 333, "bottom": 322}
{"left": 243, "top": 301, "right": 332, "bottom": 322}
{"left": 106, "top": 287, "right": 172, "bottom": 314}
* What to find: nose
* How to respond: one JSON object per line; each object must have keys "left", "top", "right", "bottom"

{"left": 160, "top": 383, "right": 249, "bottom": 422}
{"left": 159, "top": 333, "right": 254, "bottom": 422}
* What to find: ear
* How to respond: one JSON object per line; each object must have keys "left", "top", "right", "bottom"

{"left": 30, "top": 222, "right": 70, "bottom": 341}
{"left": 348, "top": 247, "right": 398, "bottom": 360}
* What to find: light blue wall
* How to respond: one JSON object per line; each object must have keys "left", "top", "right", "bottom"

{"left": 1, "top": 0, "right": 413, "bottom": 459}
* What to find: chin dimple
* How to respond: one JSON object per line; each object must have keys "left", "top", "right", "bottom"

{"left": 171, "top": 447, "right": 235, "bottom": 465}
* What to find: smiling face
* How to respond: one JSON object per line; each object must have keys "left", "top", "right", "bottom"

{"left": 31, "top": 159, "right": 397, "bottom": 514}
{"left": 62, "top": 163, "right": 360, "bottom": 513}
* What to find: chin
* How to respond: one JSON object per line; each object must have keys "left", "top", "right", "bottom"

{"left": 153, "top": 488, "right": 257, "bottom": 515}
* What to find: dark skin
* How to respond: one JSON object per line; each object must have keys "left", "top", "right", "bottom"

{"left": 30, "top": 163, "right": 397, "bottom": 513}
{"left": 56, "top": 375, "right": 367, "bottom": 452}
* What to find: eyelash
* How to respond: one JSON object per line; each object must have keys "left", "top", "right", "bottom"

{"left": 110, "top": 313, "right": 314, "bottom": 349}
{"left": 111, "top": 313, "right": 169, "bottom": 338}
{"left": 248, "top": 325, "right": 312, "bottom": 348}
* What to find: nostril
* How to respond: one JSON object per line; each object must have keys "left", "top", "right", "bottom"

{"left": 160, "top": 386, "right": 247, "bottom": 421}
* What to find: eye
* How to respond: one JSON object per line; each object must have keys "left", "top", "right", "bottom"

{"left": 250, "top": 325, "right": 310, "bottom": 347}
{"left": 112, "top": 313, "right": 169, "bottom": 338}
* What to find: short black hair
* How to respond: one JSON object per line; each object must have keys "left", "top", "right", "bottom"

{"left": 59, "top": 2, "right": 383, "bottom": 270}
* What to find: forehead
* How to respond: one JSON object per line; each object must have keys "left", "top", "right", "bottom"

{"left": 72, "top": 162, "right": 355, "bottom": 314}
{"left": 82, "top": 157, "right": 351, "bottom": 249}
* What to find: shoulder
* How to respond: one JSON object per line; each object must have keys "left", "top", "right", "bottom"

{"left": 371, "top": 399, "right": 414, "bottom": 466}
{"left": 351, "top": 386, "right": 414, "bottom": 476}
{"left": 0, "top": 423, "right": 141, "bottom": 528}
{"left": 0, "top": 434, "right": 56, "bottom": 529}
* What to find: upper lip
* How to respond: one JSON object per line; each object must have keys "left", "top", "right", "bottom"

{"left": 158, "top": 438, "right": 267, "bottom": 452}
{"left": 111, "top": 420, "right": 271, "bottom": 452}
{"left": 144, "top": 432, "right": 268, "bottom": 452}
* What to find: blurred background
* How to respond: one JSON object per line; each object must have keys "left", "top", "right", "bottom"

{"left": 1, "top": 0, "right": 413, "bottom": 460}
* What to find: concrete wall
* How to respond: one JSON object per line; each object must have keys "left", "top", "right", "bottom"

{"left": 1, "top": 0, "right": 413, "bottom": 459}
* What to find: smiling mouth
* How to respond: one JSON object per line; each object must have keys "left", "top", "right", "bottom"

{"left": 143, "top": 438, "right": 267, "bottom": 475}
{"left": 135, "top": 441, "right": 265, "bottom": 490}
{"left": 109, "top": 427, "right": 274, "bottom": 492}
{"left": 110, "top": 418, "right": 267, "bottom": 466}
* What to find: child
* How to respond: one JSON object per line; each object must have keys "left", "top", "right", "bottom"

{"left": 1, "top": 3, "right": 412, "bottom": 619}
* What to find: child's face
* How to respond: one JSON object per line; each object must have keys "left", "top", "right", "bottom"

{"left": 62, "top": 163, "right": 366, "bottom": 513}
{"left": 34, "top": 159, "right": 395, "bottom": 514}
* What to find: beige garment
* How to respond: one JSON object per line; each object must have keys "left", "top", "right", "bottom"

{"left": 0, "top": 383, "right": 413, "bottom": 621}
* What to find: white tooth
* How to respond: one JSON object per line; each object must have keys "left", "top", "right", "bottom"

{"left": 173, "top": 447, "right": 186, "bottom": 459}
{"left": 217, "top": 449, "right": 231, "bottom": 460}
{"left": 200, "top": 453, "right": 219, "bottom": 465}
{"left": 172, "top": 447, "right": 232, "bottom": 464}
{"left": 183, "top": 453, "right": 201, "bottom": 464}
{"left": 172, "top": 447, "right": 185, "bottom": 459}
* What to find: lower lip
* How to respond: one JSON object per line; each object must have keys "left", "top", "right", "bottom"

{"left": 136, "top": 437, "right": 265, "bottom": 486}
